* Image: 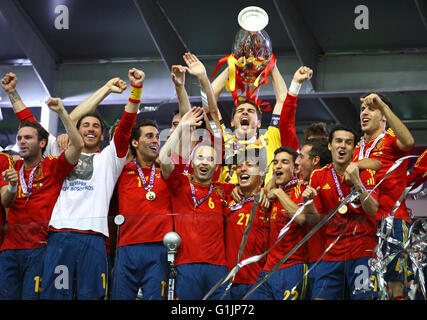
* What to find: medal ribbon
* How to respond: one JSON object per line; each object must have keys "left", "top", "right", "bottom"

{"left": 330, "top": 165, "right": 346, "bottom": 201}
{"left": 189, "top": 181, "right": 213, "bottom": 208}
{"left": 19, "top": 160, "right": 42, "bottom": 198}
{"left": 229, "top": 195, "right": 255, "bottom": 211}
{"left": 133, "top": 160, "right": 156, "bottom": 192}
{"left": 281, "top": 178, "right": 299, "bottom": 191}
{"left": 183, "top": 140, "right": 202, "bottom": 174}
{"left": 358, "top": 131, "right": 385, "bottom": 160}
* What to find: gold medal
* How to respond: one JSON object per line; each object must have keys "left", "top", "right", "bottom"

{"left": 338, "top": 204, "right": 348, "bottom": 214}
{"left": 146, "top": 191, "right": 156, "bottom": 201}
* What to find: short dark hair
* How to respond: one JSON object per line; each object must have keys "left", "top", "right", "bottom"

{"left": 232, "top": 99, "right": 262, "bottom": 119}
{"left": 18, "top": 121, "right": 49, "bottom": 155}
{"left": 274, "top": 146, "right": 298, "bottom": 162}
{"left": 129, "top": 119, "right": 159, "bottom": 156}
{"left": 234, "top": 148, "right": 266, "bottom": 173}
{"left": 76, "top": 113, "right": 105, "bottom": 133}
{"left": 304, "top": 122, "right": 330, "bottom": 142}
{"left": 360, "top": 91, "right": 393, "bottom": 111}
{"left": 303, "top": 138, "right": 332, "bottom": 167}
{"left": 108, "top": 119, "right": 121, "bottom": 142}
{"left": 328, "top": 125, "right": 358, "bottom": 147}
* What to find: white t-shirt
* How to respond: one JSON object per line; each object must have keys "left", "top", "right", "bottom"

{"left": 48, "top": 138, "right": 126, "bottom": 237}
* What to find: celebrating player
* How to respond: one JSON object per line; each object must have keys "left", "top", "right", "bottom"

{"left": 159, "top": 106, "right": 234, "bottom": 300}
{"left": 224, "top": 151, "right": 269, "bottom": 300}
{"left": 0, "top": 98, "right": 83, "bottom": 299}
{"left": 211, "top": 64, "right": 311, "bottom": 184}
{"left": 40, "top": 69, "right": 141, "bottom": 300}
{"left": 354, "top": 92, "right": 415, "bottom": 299}
{"left": 111, "top": 119, "right": 173, "bottom": 300}
{"left": 303, "top": 125, "right": 379, "bottom": 300}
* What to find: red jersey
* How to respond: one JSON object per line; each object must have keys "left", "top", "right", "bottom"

{"left": 0, "top": 152, "right": 14, "bottom": 246}
{"left": 166, "top": 167, "right": 233, "bottom": 266}
{"left": 1, "top": 152, "right": 75, "bottom": 250}
{"left": 407, "top": 149, "right": 427, "bottom": 190}
{"left": 279, "top": 93, "right": 300, "bottom": 151}
{"left": 224, "top": 198, "right": 269, "bottom": 284}
{"left": 264, "top": 183, "right": 307, "bottom": 271}
{"left": 301, "top": 182, "right": 327, "bottom": 264}
{"left": 117, "top": 162, "right": 173, "bottom": 246}
{"left": 353, "top": 128, "right": 410, "bottom": 222}
{"left": 309, "top": 164, "right": 378, "bottom": 261}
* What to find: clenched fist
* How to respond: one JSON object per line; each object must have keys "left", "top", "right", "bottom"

{"left": 2, "top": 168, "right": 18, "bottom": 187}
{"left": 293, "top": 66, "right": 313, "bottom": 84}
{"left": 106, "top": 77, "right": 127, "bottom": 94}
{"left": 302, "top": 185, "right": 319, "bottom": 202}
{"left": 1, "top": 72, "right": 18, "bottom": 92}
{"left": 128, "top": 68, "right": 145, "bottom": 86}
{"left": 46, "top": 98, "right": 65, "bottom": 114}
{"left": 360, "top": 93, "right": 387, "bottom": 111}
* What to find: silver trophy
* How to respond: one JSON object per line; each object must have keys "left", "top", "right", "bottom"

{"left": 233, "top": 6, "right": 273, "bottom": 86}
{"left": 163, "top": 231, "right": 181, "bottom": 300}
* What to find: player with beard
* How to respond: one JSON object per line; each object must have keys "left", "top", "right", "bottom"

{"left": 224, "top": 151, "right": 269, "bottom": 300}
{"left": 0, "top": 98, "right": 83, "bottom": 299}
{"left": 303, "top": 126, "right": 379, "bottom": 300}
{"left": 250, "top": 146, "right": 308, "bottom": 300}
{"left": 353, "top": 92, "right": 415, "bottom": 299}
{"left": 159, "top": 107, "right": 234, "bottom": 300}
{"left": 40, "top": 68, "right": 142, "bottom": 300}
{"left": 111, "top": 119, "right": 173, "bottom": 300}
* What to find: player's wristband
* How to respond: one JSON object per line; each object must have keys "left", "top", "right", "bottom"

{"left": 129, "top": 84, "right": 143, "bottom": 104}
{"left": 8, "top": 183, "right": 17, "bottom": 193}
{"left": 288, "top": 80, "right": 302, "bottom": 96}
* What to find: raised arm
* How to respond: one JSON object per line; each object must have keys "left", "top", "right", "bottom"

{"left": 171, "top": 65, "right": 191, "bottom": 116}
{"left": 46, "top": 98, "right": 84, "bottom": 165}
{"left": 112, "top": 68, "right": 144, "bottom": 158}
{"left": 70, "top": 77, "right": 127, "bottom": 124}
{"left": 183, "top": 52, "right": 222, "bottom": 130}
{"left": 1, "top": 72, "right": 28, "bottom": 114}
{"left": 279, "top": 66, "right": 313, "bottom": 150}
{"left": 160, "top": 107, "right": 204, "bottom": 180}
{"left": 360, "top": 93, "right": 415, "bottom": 152}
{"left": 210, "top": 67, "right": 230, "bottom": 122}
{"left": 1, "top": 72, "right": 37, "bottom": 121}
{"left": 270, "top": 63, "right": 288, "bottom": 116}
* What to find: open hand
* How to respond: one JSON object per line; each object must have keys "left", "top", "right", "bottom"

{"left": 171, "top": 65, "right": 186, "bottom": 87}
{"left": 183, "top": 53, "right": 207, "bottom": 79}
{"left": 181, "top": 106, "right": 205, "bottom": 128}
